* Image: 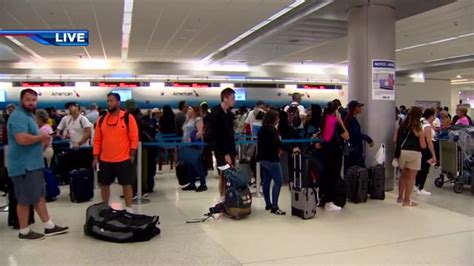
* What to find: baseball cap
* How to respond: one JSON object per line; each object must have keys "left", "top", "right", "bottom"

{"left": 64, "top": 102, "right": 79, "bottom": 109}
{"left": 151, "top": 108, "right": 160, "bottom": 114}
{"left": 348, "top": 100, "right": 364, "bottom": 111}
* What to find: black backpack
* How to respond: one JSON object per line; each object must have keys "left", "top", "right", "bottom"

{"left": 287, "top": 104, "right": 301, "bottom": 128}
{"left": 84, "top": 203, "right": 160, "bottom": 243}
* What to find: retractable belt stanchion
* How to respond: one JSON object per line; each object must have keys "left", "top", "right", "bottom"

{"left": 133, "top": 142, "right": 150, "bottom": 205}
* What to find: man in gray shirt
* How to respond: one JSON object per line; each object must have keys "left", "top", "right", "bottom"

{"left": 175, "top": 100, "right": 189, "bottom": 137}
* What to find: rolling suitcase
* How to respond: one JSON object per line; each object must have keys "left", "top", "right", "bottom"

{"left": 175, "top": 161, "right": 189, "bottom": 186}
{"left": 345, "top": 166, "right": 368, "bottom": 203}
{"left": 291, "top": 153, "right": 317, "bottom": 220}
{"left": 70, "top": 168, "right": 94, "bottom": 203}
{"left": 369, "top": 165, "right": 385, "bottom": 200}
{"left": 44, "top": 168, "right": 60, "bottom": 202}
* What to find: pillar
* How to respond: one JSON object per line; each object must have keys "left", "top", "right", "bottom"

{"left": 348, "top": 1, "right": 396, "bottom": 190}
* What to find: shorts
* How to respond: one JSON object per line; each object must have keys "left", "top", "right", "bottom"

{"left": 98, "top": 160, "right": 134, "bottom": 186}
{"left": 399, "top": 150, "right": 422, "bottom": 171}
{"left": 10, "top": 169, "right": 45, "bottom": 205}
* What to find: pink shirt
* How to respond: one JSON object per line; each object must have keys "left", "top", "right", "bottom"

{"left": 322, "top": 114, "right": 338, "bottom": 142}
{"left": 455, "top": 117, "right": 469, "bottom": 126}
{"left": 40, "top": 124, "right": 53, "bottom": 147}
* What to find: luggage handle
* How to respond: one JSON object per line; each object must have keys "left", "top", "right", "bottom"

{"left": 292, "top": 153, "right": 302, "bottom": 189}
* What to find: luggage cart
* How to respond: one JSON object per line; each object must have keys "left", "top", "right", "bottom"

{"left": 434, "top": 139, "right": 468, "bottom": 193}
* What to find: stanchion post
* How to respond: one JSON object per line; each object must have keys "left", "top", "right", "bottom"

{"left": 133, "top": 142, "right": 150, "bottom": 205}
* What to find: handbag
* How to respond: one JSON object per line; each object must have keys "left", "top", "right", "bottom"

{"left": 394, "top": 131, "right": 410, "bottom": 165}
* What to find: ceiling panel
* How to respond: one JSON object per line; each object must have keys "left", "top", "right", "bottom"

{"left": 128, "top": 0, "right": 293, "bottom": 62}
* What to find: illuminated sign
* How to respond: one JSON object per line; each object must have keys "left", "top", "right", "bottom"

{"left": 0, "top": 30, "right": 88, "bottom": 46}
{"left": 165, "top": 82, "right": 220, "bottom": 88}
{"left": 90, "top": 82, "right": 150, "bottom": 87}
{"left": 297, "top": 84, "right": 342, "bottom": 90}
{"left": 12, "top": 82, "right": 75, "bottom": 87}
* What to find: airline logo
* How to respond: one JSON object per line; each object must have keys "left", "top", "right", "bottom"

{"left": 0, "top": 30, "right": 88, "bottom": 46}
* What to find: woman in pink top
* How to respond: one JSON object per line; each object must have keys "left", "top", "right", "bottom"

{"left": 36, "top": 109, "right": 54, "bottom": 167}
{"left": 316, "top": 102, "right": 349, "bottom": 212}
{"left": 454, "top": 106, "right": 470, "bottom": 126}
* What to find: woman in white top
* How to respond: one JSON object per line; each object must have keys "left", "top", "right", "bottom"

{"left": 415, "top": 108, "right": 437, "bottom": 195}
{"left": 36, "top": 109, "right": 54, "bottom": 167}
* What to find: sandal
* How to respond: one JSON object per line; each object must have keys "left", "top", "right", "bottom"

{"left": 271, "top": 208, "right": 286, "bottom": 215}
{"left": 403, "top": 201, "right": 418, "bottom": 207}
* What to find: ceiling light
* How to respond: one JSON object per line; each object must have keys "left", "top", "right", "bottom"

{"left": 452, "top": 80, "right": 474, "bottom": 85}
{"left": 121, "top": 0, "right": 134, "bottom": 61}
{"left": 424, "top": 53, "right": 474, "bottom": 63}
{"left": 456, "top": 74, "right": 462, "bottom": 79}
{"left": 396, "top": 32, "right": 474, "bottom": 52}
{"left": 5, "top": 36, "right": 43, "bottom": 60}
{"left": 451, "top": 79, "right": 468, "bottom": 82}
{"left": 409, "top": 73, "right": 425, "bottom": 83}
{"left": 79, "top": 59, "right": 109, "bottom": 69}
{"left": 200, "top": 0, "right": 310, "bottom": 63}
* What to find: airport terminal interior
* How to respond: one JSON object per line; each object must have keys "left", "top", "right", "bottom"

{"left": 0, "top": 0, "right": 473, "bottom": 265}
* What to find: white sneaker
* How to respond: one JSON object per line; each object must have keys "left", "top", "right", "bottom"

{"left": 417, "top": 189, "right": 432, "bottom": 196}
{"left": 325, "top": 203, "right": 342, "bottom": 212}
{"left": 125, "top": 207, "right": 135, "bottom": 214}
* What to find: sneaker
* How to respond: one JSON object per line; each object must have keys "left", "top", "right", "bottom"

{"left": 271, "top": 208, "right": 286, "bottom": 215}
{"left": 142, "top": 193, "right": 149, "bottom": 198}
{"left": 182, "top": 184, "right": 196, "bottom": 191}
{"left": 417, "top": 189, "right": 432, "bottom": 196}
{"left": 44, "top": 225, "right": 69, "bottom": 237}
{"left": 19, "top": 230, "right": 45, "bottom": 241}
{"left": 325, "top": 203, "right": 342, "bottom": 212}
{"left": 265, "top": 205, "right": 272, "bottom": 211}
{"left": 196, "top": 185, "right": 208, "bottom": 192}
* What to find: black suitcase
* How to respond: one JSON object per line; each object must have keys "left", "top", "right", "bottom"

{"left": 345, "top": 166, "right": 368, "bottom": 203}
{"left": 369, "top": 165, "right": 385, "bottom": 200}
{"left": 70, "top": 168, "right": 94, "bottom": 203}
{"left": 176, "top": 161, "right": 189, "bottom": 186}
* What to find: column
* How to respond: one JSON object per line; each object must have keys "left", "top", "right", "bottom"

{"left": 348, "top": 1, "right": 396, "bottom": 190}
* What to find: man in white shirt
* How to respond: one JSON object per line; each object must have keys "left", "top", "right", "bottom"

{"left": 56, "top": 102, "right": 93, "bottom": 148}
{"left": 244, "top": 101, "right": 267, "bottom": 137}
{"left": 284, "top": 93, "right": 306, "bottom": 128}
{"left": 85, "top": 103, "right": 99, "bottom": 124}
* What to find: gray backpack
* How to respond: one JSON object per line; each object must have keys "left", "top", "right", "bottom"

{"left": 84, "top": 203, "right": 160, "bottom": 243}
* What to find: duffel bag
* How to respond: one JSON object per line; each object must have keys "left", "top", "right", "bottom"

{"left": 84, "top": 203, "right": 160, "bottom": 243}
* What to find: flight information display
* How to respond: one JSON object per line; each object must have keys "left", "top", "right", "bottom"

{"left": 297, "top": 84, "right": 342, "bottom": 90}
{"left": 12, "top": 81, "right": 75, "bottom": 87}
{"left": 164, "top": 82, "right": 220, "bottom": 88}
{"left": 91, "top": 81, "right": 150, "bottom": 87}
{"left": 234, "top": 89, "right": 246, "bottom": 101}
{"left": 111, "top": 89, "right": 133, "bottom": 102}
{"left": 0, "top": 90, "right": 6, "bottom": 102}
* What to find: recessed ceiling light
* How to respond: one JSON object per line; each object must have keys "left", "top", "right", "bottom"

{"left": 456, "top": 74, "right": 462, "bottom": 78}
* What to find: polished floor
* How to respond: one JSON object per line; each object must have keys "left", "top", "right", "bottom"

{"left": 0, "top": 168, "right": 472, "bottom": 266}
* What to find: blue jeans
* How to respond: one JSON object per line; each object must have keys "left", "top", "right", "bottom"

{"left": 179, "top": 146, "right": 207, "bottom": 186}
{"left": 260, "top": 160, "right": 283, "bottom": 209}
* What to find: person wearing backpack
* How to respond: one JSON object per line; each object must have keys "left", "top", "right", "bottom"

{"left": 93, "top": 93, "right": 139, "bottom": 213}
{"left": 56, "top": 102, "right": 93, "bottom": 149}
{"left": 284, "top": 93, "right": 306, "bottom": 131}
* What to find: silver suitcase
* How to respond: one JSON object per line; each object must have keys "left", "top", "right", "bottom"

{"left": 291, "top": 154, "right": 317, "bottom": 220}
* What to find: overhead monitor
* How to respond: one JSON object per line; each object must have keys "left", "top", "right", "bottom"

{"left": 111, "top": 89, "right": 133, "bottom": 102}
{"left": 234, "top": 89, "right": 246, "bottom": 101}
{"left": 0, "top": 90, "right": 5, "bottom": 102}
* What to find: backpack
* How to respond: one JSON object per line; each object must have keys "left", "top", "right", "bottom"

{"left": 222, "top": 168, "right": 252, "bottom": 219}
{"left": 97, "top": 112, "right": 131, "bottom": 132}
{"left": 287, "top": 104, "right": 301, "bottom": 128}
{"left": 84, "top": 203, "right": 160, "bottom": 243}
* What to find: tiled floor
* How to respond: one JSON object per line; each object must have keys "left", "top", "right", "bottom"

{"left": 0, "top": 168, "right": 472, "bottom": 265}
